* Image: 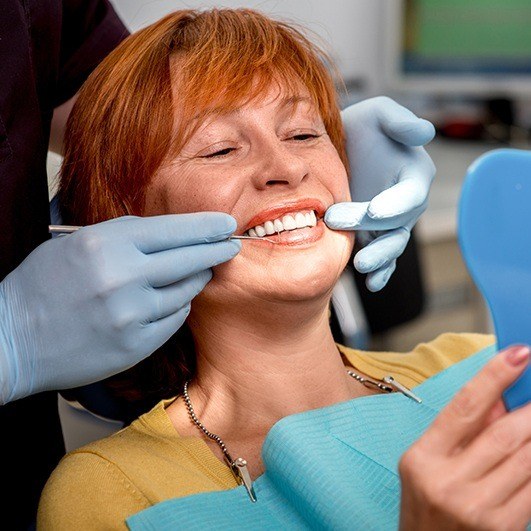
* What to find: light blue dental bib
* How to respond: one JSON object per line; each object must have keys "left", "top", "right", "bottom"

{"left": 127, "top": 345, "right": 496, "bottom": 531}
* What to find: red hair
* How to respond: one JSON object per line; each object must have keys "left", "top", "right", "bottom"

{"left": 59, "top": 9, "right": 347, "bottom": 411}
{"left": 60, "top": 8, "right": 346, "bottom": 224}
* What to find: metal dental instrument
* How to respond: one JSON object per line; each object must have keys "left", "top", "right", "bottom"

{"left": 48, "top": 225, "right": 276, "bottom": 243}
{"left": 49, "top": 225, "right": 81, "bottom": 234}
{"left": 228, "top": 234, "right": 276, "bottom": 243}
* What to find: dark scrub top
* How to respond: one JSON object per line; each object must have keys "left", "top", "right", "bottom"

{"left": 0, "top": 2, "right": 127, "bottom": 528}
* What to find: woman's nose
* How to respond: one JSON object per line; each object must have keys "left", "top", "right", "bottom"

{"left": 251, "top": 140, "right": 309, "bottom": 190}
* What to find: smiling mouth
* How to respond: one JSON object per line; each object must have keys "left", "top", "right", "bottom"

{"left": 245, "top": 210, "right": 318, "bottom": 238}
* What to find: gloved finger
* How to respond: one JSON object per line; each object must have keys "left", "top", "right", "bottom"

{"left": 96, "top": 212, "right": 238, "bottom": 254}
{"left": 353, "top": 228, "right": 411, "bottom": 274}
{"left": 100, "top": 215, "right": 138, "bottom": 225}
{"left": 147, "top": 269, "right": 212, "bottom": 322}
{"left": 146, "top": 239, "right": 241, "bottom": 287}
{"left": 324, "top": 202, "right": 370, "bottom": 230}
{"left": 367, "top": 165, "right": 432, "bottom": 220}
{"left": 141, "top": 303, "right": 193, "bottom": 356}
{"left": 365, "top": 260, "right": 397, "bottom": 293}
{"left": 325, "top": 202, "right": 414, "bottom": 232}
{"left": 375, "top": 97, "right": 435, "bottom": 147}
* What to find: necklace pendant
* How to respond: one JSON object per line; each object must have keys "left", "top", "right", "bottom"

{"left": 382, "top": 376, "right": 422, "bottom": 403}
{"left": 232, "top": 457, "right": 257, "bottom": 502}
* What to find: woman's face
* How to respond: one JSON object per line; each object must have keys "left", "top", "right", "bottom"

{"left": 145, "top": 84, "right": 354, "bottom": 307}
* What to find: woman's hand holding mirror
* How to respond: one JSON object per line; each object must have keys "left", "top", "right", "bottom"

{"left": 398, "top": 345, "right": 531, "bottom": 530}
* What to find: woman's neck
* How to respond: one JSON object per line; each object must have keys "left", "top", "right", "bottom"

{"left": 182, "top": 294, "right": 356, "bottom": 440}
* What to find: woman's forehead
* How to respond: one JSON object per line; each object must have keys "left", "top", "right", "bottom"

{"left": 168, "top": 65, "right": 322, "bottom": 151}
{"left": 179, "top": 81, "right": 317, "bottom": 121}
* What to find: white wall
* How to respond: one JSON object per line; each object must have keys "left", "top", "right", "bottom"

{"left": 109, "top": 0, "right": 385, "bottom": 95}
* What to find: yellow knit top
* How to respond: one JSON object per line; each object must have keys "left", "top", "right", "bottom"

{"left": 38, "top": 333, "right": 494, "bottom": 530}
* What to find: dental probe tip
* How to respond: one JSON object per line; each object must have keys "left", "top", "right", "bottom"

{"left": 229, "top": 235, "right": 276, "bottom": 244}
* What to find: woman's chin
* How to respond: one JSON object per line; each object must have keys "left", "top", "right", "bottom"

{"left": 258, "top": 272, "right": 338, "bottom": 302}
{"left": 209, "top": 227, "right": 354, "bottom": 304}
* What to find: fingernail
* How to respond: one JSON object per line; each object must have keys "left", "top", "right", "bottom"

{"left": 505, "top": 345, "right": 530, "bottom": 366}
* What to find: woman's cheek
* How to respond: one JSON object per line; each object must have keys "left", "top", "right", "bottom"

{"left": 335, "top": 164, "right": 351, "bottom": 203}
{"left": 343, "top": 179, "right": 352, "bottom": 202}
{"left": 190, "top": 255, "right": 248, "bottom": 310}
{"left": 313, "top": 148, "right": 350, "bottom": 203}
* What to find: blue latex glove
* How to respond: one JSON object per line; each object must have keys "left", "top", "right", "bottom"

{"left": 0, "top": 214, "right": 240, "bottom": 404}
{"left": 325, "top": 97, "right": 436, "bottom": 292}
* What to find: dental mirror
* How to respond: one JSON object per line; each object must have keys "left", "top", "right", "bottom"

{"left": 458, "top": 148, "right": 531, "bottom": 411}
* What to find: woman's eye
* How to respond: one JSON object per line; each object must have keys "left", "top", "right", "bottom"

{"left": 289, "top": 133, "right": 321, "bottom": 141}
{"left": 202, "top": 147, "right": 235, "bottom": 158}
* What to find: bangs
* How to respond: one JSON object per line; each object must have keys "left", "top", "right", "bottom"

{"left": 166, "top": 9, "right": 344, "bottom": 157}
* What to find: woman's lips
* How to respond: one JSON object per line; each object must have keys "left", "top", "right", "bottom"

{"left": 243, "top": 199, "right": 326, "bottom": 234}
{"left": 246, "top": 219, "right": 325, "bottom": 247}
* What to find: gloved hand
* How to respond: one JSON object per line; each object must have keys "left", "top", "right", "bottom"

{"left": 0, "top": 214, "right": 240, "bottom": 404}
{"left": 325, "top": 96, "right": 436, "bottom": 292}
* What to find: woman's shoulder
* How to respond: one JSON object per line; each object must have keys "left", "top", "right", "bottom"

{"left": 49, "top": 396, "right": 236, "bottom": 484}
{"left": 339, "top": 333, "right": 496, "bottom": 388}
{"left": 38, "top": 398, "right": 235, "bottom": 529}
{"left": 37, "top": 402, "right": 166, "bottom": 530}
{"left": 38, "top": 448, "right": 149, "bottom": 530}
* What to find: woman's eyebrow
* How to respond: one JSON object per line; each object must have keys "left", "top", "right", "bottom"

{"left": 278, "top": 95, "right": 322, "bottom": 124}
{"left": 279, "top": 95, "right": 312, "bottom": 109}
{"left": 189, "top": 95, "right": 314, "bottom": 122}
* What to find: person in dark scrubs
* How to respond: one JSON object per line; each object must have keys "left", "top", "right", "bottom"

{"left": 1, "top": 3, "right": 126, "bottom": 528}
{"left": 1, "top": 3, "right": 236, "bottom": 528}
{"left": 0, "top": 1, "right": 436, "bottom": 528}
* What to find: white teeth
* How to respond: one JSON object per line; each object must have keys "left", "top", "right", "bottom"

{"left": 273, "top": 219, "right": 284, "bottom": 232}
{"left": 264, "top": 220, "right": 275, "bottom": 235}
{"left": 246, "top": 210, "right": 319, "bottom": 238}
{"left": 255, "top": 225, "right": 266, "bottom": 237}
{"left": 282, "top": 215, "right": 297, "bottom": 230}
{"left": 295, "top": 212, "right": 307, "bottom": 229}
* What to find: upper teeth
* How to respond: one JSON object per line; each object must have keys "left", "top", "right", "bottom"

{"left": 247, "top": 210, "right": 317, "bottom": 237}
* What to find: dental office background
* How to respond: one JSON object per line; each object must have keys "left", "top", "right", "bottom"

{"left": 48, "top": 0, "right": 531, "bottom": 352}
